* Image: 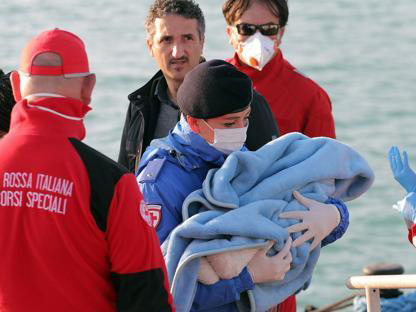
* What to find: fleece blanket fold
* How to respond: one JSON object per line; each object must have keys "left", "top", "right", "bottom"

{"left": 163, "top": 133, "right": 374, "bottom": 312}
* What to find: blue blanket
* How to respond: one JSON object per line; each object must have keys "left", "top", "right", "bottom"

{"left": 163, "top": 133, "right": 374, "bottom": 312}
{"left": 354, "top": 291, "right": 416, "bottom": 312}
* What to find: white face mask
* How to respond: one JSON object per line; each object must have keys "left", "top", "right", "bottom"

{"left": 239, "top": 32, "right": 276, "bottom": 71}
{"left": 203, "top": 120, "right": 248, "bottom": 155}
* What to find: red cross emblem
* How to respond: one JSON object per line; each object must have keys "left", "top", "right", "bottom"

{"left": 140, "top": 201, "right": 162, "bottom": 228}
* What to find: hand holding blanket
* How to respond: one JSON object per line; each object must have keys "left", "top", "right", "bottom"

{"left": 247, "top": 238, "right": 292, "bottom": 283}
{"left": 281, "top": 191, "right": 341, "bottom": 250}
{"left": 197, "top": 189, "right": 341, "bottom": 287}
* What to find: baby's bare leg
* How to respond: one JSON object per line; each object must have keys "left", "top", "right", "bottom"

{"left": 206, "top": 248, "right": 259, "bottom": 279}
{"left": 198, "top": 257, "right": 220, "bottom": 285}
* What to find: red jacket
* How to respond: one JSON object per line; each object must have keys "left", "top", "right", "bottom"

{"left": 0, "top": 98, "right": 174, "bottom": 311}
{"left": 227, "top": 51, "right": 336, "bottom": 138}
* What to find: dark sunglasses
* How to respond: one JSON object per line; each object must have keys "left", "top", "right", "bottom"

{"left": 235, "top": 23, "right": 280, "bottom": 36}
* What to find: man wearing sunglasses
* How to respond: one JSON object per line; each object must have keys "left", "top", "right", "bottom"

{"left": 223, "top": 0, "right": 336, "bottom": 139}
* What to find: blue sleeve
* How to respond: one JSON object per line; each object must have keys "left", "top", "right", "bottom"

{"left": 321, "top": 197, "right": 349, "bottom": 247}
{"left": 139, "top": 158, "right": 254, "bottom": 310}
{"left": 191, "top": 267, "right": 254, "bottom": 311}
{"left": 406, "top": 192, "right": 416, "bottom": 207}
{"left": 138, "top": 170, "right": 183, "bottom": 244}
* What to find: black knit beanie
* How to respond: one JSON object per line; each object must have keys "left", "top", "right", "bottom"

{"left": 177, "top": 59, "right": 252, "bottom": 118}
{"left": 0, "top": 69, "right": 15, "bottom": 132}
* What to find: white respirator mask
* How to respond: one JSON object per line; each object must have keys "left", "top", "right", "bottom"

{"left": 204, "top": 120, "right": 248, "bottom": 155}
{"left": 239, "top": 32, "right": 276, "bottom": 71}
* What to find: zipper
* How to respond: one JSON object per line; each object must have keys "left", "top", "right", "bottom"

{"left": 134, "top": 110, "right": 145, "bottom": 174}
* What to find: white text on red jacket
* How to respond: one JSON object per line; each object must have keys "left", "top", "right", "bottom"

{"left": 1, "top": 172, "right": 74, "bottom": 215}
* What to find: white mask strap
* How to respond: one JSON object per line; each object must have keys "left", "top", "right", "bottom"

{"left": 26, "top": 103, "right": 83, "bottom": 121}
{"left": 25, "top": 93, "right": 66, "bottom": 99}
{"left": 202, "top": 119, "right": 215, "bottom": 131}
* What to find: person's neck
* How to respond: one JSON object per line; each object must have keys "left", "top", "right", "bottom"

{"left": 165, "top": 78, "right": 182, "bottom": 104}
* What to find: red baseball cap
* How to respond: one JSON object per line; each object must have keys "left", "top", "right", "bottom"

{"left": 19, "top": 28, "right": 90, "bottom": 77}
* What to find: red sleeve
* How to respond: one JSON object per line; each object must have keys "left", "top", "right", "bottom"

{"left": 277, "top": 295, "right": 296, "bottom": 312}
{"left": 303, "top": 88, "right": 336, "bottom": 139}
{"left": 106, "top": 173, "right": 175, "bottom": 311}
{"left": 408, "top": 224, "right": 416, "bottom": 247}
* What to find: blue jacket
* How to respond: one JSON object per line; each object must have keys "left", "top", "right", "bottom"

{"left": 137, "top": 117, "right": 349, "bottom": 312}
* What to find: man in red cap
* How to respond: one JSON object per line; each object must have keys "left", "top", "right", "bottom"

{"left": 0, "top": 28, "right": 174, "bottom": 312}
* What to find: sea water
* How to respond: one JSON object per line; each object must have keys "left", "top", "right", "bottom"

{"left": 1, "top": 0, "right": 415, "bottom": 310}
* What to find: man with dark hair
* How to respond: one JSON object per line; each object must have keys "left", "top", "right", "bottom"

{"left": 0, "top": 29, "right": 174, "bottom": 311}
{"left": 223, "top": 0, "right": 336, "bottom": 139}
{"left": 118, "top": 0, "right": 278, "bottom": 173}
{"left": 0, "top": 69, "right": 15, "bottom": 138}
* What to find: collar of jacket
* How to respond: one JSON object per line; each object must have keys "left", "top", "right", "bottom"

{"left": 9, "top": 97, "right": 89, "bottom": 140}
{"left": 126, "top": 71, "right": 165, "bottom": 154}
{"left": 128, "top": 70, "right": 164, "bottom": 105}
{"left": 227, "top": 49, "right": 284, "bottom": 81}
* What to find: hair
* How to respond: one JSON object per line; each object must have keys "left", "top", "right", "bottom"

{"left": 145, "top": 0, "right": 205, "bottom": 39}
{"left": 222, "top": 0, "right": 289, "bottom": 27}
{"left": 0, "top": 69, "right": 16, "bottom": 132}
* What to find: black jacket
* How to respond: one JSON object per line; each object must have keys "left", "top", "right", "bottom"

{"left": 118, "top": 70, "right": 279, "bottom": 173}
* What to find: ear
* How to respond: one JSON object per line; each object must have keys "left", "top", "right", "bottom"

{"left": 277, "top": 27, "right": 285, "bottom": 45}
{"left": 186, "top": 115, "right": 200, "bottom": 133}
{"left": 146, "top": 37, "right": 154, "bottom": 57}
{"left": 225, "top": 25, "right": 233, "bottom": 44}
{"left": 80, "top": 74, "right": 96, "bottom": 105}
{"left": 10, "top": 71, "right": 22, "bottom": 102}
{"left": 226, "top": 25, "right": 241, "bottom": 52}
{"left": 199, "top": 34, "right": 205, "bottom": 53}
